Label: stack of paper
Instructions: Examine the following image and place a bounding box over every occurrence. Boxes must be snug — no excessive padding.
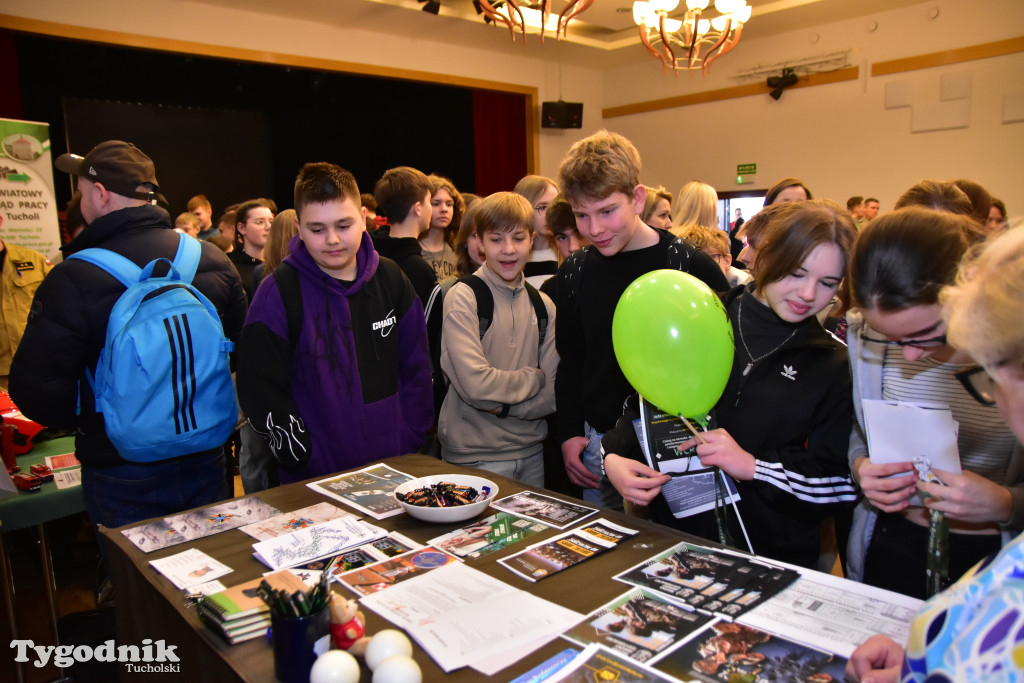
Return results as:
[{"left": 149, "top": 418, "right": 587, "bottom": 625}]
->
[
  {"left": 360, "top": 562, "right": 584, "bottom": 675},
  {"left": 252, "top": 516, "right": 387, "bottom": 571}
]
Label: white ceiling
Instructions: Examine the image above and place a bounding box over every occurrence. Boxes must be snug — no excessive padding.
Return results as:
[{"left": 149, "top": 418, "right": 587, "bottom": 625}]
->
[{"left": 192, "top": 0, "right": 931, "bottom": 68}]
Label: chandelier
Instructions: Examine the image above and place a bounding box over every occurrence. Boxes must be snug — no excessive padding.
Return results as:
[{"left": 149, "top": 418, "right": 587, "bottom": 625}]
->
[
  {"left": 632, "top": 0, "right": 752, "bottom": 75},
  {"left": 475, "top": 0, "right": 594, "bottom": 42}
]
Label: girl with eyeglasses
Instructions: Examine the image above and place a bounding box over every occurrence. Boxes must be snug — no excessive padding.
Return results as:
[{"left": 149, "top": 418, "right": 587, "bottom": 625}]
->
[
  {"left": 513, "top": 175, "right": 560, "bottom": 289},
  {"left": 230, "top": 198, "right": 275, "bottom": 302},
  {"left": 845, "top": 206, "right": 1022, "bottom": 600},
  {"left": 846, "top": 219, "right": 1024, "bottom": 683}
]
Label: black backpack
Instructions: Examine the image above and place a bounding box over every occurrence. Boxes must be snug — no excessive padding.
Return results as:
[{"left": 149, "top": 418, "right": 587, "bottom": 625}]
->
[
  {"left": 424, "top": 275, "right": 549, "bottom": 421},
  {"left": 565, "top": 235, "right": 694, "bottom": 309}
]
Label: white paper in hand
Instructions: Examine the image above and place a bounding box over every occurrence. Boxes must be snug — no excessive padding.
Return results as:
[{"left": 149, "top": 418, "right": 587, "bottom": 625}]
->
[{"left": 862, "top": 399, "right": 961, "bottom": 506}]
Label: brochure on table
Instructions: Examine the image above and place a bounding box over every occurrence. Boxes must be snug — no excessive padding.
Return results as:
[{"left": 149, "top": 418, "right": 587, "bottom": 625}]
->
[
  {"left": 307, "top": 464, "right": 414, "bottom": 519},
  {"left": 614, "top": 541, "right": 799, "bottom": 619},
  {"left": 499, "top": 519, "right": 638, "bottom": 582},
  {"left": 562, "top": 588, "right": 713, "bottom": 664},
  {"left": 428, "top": 512, "right": 549, "bottom": 559},
  {"left": 238, "top": 501, "right": 357, "bottom": 541},
  {"left": 252, "top": 515, "right": 387, "bottom": 571},
  {"left": 491, "top": 490, "right": 598, "bottom": 529}
]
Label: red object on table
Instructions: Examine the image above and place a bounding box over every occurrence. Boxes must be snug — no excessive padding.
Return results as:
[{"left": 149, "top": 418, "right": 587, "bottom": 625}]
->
[
  {"left": 1, "top": 423, "right": 17, "bottom": 472},
  {"left": 12, "top": 472, "right": 43, "bottom": 492},
  {"left": 29, "top": 464, "right": 54, "bottom": 483},
  {"left": 0, "top": 392, "right": 44, "bottom": 455}
]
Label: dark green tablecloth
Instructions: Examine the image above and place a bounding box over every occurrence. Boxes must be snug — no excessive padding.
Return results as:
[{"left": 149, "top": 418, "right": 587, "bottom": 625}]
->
[{"left": 0, "top": 436, "right": 83, "bottom": 532}]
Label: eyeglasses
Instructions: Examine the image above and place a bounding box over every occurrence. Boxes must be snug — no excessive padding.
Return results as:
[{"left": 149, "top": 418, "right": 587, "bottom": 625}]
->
[
  {"left": 707, "top": 253, "right": 727, "bottom": 263},
  {"left": 247, "top": 217, "right": 272, "bottom": 227},
  {"left": 858, "top": 331, "right": 948, "bottom": 349},
  {"left": 534, "top": 203, "right": 550, "bottom": 214},
  {"left": 956, "top": 365, "right": 997, "bottom": 406}
]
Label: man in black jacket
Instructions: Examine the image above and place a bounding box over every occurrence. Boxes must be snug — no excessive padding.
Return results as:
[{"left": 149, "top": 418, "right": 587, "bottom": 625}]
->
[{"left": 9, "top": 140, "right": 248, "bottom": 531}]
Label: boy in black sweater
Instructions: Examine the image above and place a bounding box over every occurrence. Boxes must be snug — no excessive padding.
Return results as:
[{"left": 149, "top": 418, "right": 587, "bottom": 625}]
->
[
  {"left": 372, "top": 166, "right": 437, "bottom": 306},
  {"left": 555, "top": 130, "right": 729, "bottom": 510}
]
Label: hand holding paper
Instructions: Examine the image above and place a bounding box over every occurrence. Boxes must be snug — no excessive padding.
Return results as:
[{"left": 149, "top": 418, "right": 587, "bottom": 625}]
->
[
  {"left": 603, "top": 454, "right": 670, "bottom": 505},
  {"left": 854, "top": 456, "right": 918, "bottom": 513},
  {"left": 861, "top": 400, "right": 962, "bottom": 508}
]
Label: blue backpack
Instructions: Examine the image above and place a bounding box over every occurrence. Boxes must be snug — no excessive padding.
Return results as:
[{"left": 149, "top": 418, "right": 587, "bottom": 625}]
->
[{"left": 69, "top": 234, "right": 237, "bottom": 462}]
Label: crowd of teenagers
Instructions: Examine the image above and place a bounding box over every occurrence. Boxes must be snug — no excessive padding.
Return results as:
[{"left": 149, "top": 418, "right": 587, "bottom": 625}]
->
[{"left": 6, "top": 132, "right": 1021, "bottom": 682}]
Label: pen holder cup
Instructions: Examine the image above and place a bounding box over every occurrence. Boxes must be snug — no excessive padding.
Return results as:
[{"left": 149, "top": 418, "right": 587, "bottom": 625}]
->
[{"left": 270, "top": 605, "right": 330, "bottom": 683}]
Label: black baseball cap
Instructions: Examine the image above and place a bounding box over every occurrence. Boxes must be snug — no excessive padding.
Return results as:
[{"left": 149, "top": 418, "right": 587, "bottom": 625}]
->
[{"left": 55, "top": 140, "right": 167, "bottom": 204}]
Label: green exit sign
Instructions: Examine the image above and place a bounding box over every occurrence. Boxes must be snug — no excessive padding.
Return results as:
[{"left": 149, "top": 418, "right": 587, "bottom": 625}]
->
[{"left": 736, "top": 163, "right": 757, "bottom": 175}]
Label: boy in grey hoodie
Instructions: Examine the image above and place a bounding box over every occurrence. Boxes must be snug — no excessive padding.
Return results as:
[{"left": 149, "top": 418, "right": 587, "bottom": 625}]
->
[{"left": 438, "top": 192, "right": 558, "bottom": 487}]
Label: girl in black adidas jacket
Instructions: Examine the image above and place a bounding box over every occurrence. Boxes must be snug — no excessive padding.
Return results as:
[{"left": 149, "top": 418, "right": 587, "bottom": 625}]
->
[{"left": 603, "top": 201, "right": 858, "bottom": 568}]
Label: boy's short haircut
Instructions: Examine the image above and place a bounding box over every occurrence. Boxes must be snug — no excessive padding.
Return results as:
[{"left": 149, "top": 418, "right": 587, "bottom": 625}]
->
[
  {"left": 294, "top": 162, "right": 361, "bottom": 214},
  {"left": 546, "top": 194, "right": 578, "bottom": 236},
  {"left": 474, "top": 192, "right": 534, "bottom": 237},
  {"left": 360, "top": 193, "right": 378, "bottom": 212},
  {"left": 679, "top": 224, "right": 728, "bottom": 255},
  {"left": 558, "top": 129, "right": 642, "bottom": 205},
  {"left": 175, "top": 212, "right": 201, "bottom": 229},
  {"left": 187, "top": 194, "right": 212, "bottom": 212},
  {"left": 374, "top": 166, "right": 431, "bottom": 224}
]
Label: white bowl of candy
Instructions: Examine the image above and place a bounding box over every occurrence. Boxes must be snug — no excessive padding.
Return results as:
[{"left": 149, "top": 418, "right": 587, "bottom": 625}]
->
[{"left": 394, "top": 474, "right": 498, "bottom": 523}]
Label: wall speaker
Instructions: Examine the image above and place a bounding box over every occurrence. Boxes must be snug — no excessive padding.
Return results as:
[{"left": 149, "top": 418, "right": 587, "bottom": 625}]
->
[{"left": 541, "top": 100, "right": 583, "bottom": 129}]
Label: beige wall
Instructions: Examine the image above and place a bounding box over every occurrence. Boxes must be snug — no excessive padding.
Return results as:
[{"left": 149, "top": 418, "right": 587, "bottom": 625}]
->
[
  {"left": 4, "top": 0, "right": 1022, "bottom": 213},
  {"left": 604, "top": 0, "right": 1024, "bottom": 213}
]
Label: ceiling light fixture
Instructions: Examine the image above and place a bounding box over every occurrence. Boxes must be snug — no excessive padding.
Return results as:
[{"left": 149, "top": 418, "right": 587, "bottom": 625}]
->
[
  {"left": 476, "top": 0, "right": 594, "bottom": 42},
  {"left": 632, "top": 0, "right": 751, "bottom": 75}
]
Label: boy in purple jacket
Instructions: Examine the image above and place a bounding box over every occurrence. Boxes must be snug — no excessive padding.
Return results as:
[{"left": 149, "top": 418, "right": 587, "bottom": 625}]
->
[{"left": 237, "top": 162, "right": 432, "bottom": 482}]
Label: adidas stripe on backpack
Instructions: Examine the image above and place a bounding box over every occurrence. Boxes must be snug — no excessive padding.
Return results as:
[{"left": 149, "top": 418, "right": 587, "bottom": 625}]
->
[{"left": 69, "top": 234, "right": 237, "bottom": 462}]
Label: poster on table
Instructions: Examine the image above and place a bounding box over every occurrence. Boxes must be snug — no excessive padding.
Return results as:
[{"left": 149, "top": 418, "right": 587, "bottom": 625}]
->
[{"left": 0, "top": 119, "right": 62, "bottom": 262}]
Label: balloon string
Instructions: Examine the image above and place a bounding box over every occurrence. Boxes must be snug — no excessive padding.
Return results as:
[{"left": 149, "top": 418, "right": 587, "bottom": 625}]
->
[{"left": 680, "top": 414, "right": 734, "bottom": 548}]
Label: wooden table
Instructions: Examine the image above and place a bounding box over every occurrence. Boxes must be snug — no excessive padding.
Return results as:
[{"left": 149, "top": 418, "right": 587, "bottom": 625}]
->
[{"left": 101, "top": 454, "right": 700, "bottom": 682}]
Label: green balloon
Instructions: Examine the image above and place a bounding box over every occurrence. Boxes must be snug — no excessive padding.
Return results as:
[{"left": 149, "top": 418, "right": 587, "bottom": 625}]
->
[{"left": 612, "top": 269, "right": 734, "bottom": 418}]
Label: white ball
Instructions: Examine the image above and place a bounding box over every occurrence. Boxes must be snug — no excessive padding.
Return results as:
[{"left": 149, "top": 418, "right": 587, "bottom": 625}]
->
[
  {"left": 364, "top": 629, "right": 414, "bottom": 670},
  {"left": 372, "top": 655, "right": 421, "bottom": 683},
  {"left": 310, "top": 649, "right": 361, "bottom": 683}
]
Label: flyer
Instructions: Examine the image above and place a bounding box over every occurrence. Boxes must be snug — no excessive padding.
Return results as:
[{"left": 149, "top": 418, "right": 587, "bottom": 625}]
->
[
  {"left": 547, "top": 644, "right": 676, "bottom": 683},
  {"left": 238, "top": 501, "right": 356, "bottom": 541},
  {"left": 562, "top": 588, "right": 713, "bottom": 664},
  {"left": 251, "top": 516, "right": 387, "bottom": 571},
  {"left": 651, "top": 621, "right": 848, "bottom": 682},
  {"left": 614, "top": 541, "right": 798, "bottom": 619},
  {"left": 491, "top": 490, "right": 597, "bottom": 529},
  {"left": 307, "top": 464, "right": 414, "bottom": 519},
  {"left": 337, "top": 548, "right": 459, "bottom": 596},
  {"left": 428, "top": 512, "right": 549, "bottom": 559}
]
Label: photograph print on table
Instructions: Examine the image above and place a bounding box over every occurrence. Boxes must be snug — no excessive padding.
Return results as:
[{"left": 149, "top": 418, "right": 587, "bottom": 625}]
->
[{"left": 491, "top": 490, "right": 598, "bottom": 529}]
